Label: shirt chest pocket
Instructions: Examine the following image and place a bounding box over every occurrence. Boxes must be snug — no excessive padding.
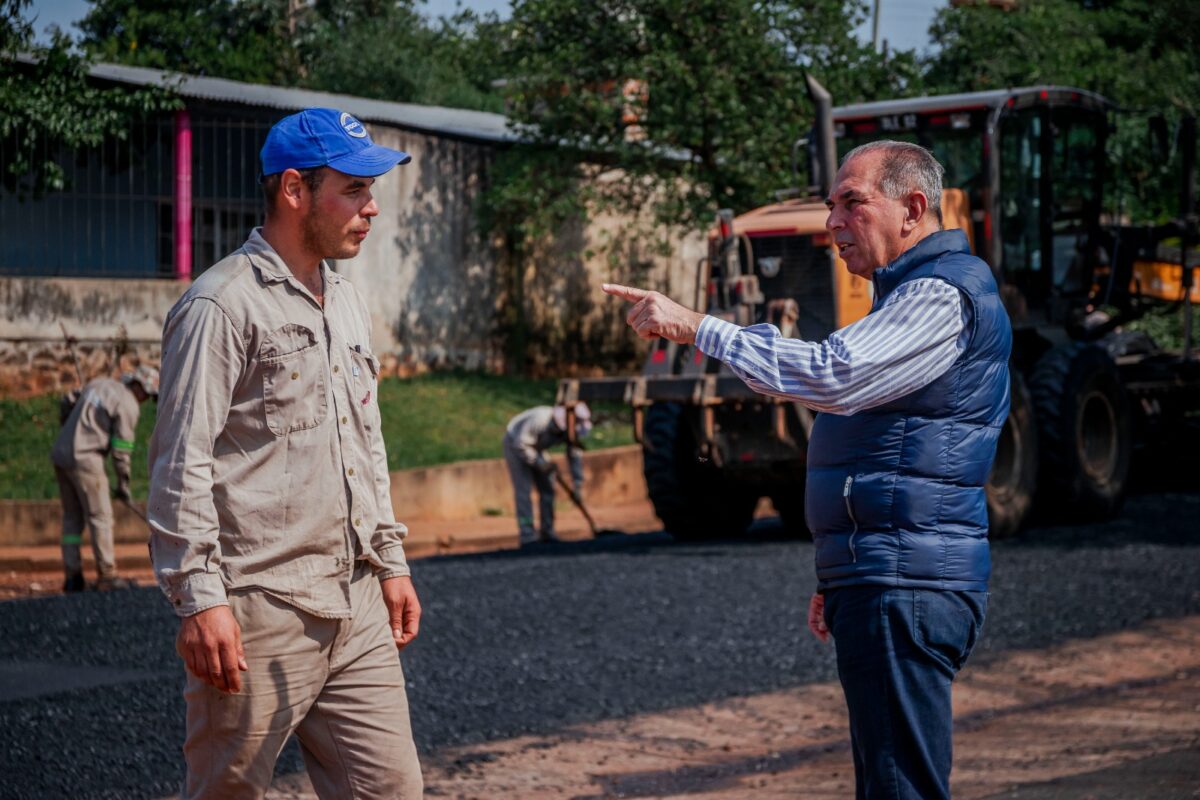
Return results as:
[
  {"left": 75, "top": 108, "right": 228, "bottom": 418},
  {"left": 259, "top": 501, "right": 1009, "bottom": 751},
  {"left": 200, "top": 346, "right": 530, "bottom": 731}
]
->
[
  {"left": 260, "top": 324, "right": 329, "bottom": 436},
  {"left": 347, "top": 347, "right": 380, "bottom": 428}
]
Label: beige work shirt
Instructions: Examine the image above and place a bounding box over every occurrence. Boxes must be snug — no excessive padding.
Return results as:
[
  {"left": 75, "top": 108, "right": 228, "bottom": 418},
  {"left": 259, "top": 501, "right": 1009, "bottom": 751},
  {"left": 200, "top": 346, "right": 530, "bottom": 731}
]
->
[
  {"left": 148, "top": 229, "right": 409, "bottom": 619},
  {"left": 503, "top": 406, "right": 584, "bottom": 483},
  {"left": 51, "top": 377, "right": 140, "bottom": 477}
]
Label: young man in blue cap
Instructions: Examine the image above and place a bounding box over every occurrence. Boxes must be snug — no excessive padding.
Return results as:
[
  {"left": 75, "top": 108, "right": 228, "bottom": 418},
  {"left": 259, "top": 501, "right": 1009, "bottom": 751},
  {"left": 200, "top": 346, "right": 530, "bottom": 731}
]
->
[{"left": 149, "top": 108, "right": 424, "bottom": 798}]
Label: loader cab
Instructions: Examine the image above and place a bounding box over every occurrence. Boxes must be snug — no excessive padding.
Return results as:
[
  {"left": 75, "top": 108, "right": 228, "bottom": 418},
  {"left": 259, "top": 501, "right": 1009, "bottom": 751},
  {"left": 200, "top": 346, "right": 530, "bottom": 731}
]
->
[{"left": 832, "top": 87, "right": 1112, "bottom": 329}]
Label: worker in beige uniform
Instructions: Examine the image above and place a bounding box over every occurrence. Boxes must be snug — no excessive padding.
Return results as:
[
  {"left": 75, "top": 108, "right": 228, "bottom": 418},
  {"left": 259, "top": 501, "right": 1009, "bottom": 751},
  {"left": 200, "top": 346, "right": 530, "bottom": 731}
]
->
[
  {"left": 503, "top": 403, "right": 591, "bottom": 545},
  {"left": 51, "top": 365, "right": 158, "bottom": 592},
  {"left": 148, "top": 108, "right": 422, "bottom": 799}
]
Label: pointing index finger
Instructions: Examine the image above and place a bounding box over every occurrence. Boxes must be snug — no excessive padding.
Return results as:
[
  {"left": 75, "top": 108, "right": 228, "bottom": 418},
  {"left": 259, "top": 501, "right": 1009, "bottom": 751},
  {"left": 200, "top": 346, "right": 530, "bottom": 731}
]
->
[{"left": 602, "top": 283, "right": 649, "bottom": 303}]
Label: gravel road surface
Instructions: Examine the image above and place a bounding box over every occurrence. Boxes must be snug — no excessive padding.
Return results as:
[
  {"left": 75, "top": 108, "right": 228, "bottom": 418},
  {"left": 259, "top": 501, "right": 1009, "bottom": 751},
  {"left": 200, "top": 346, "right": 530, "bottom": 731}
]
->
[{"left": 1, "top": 481, "right": 1197, "bottom": 799}]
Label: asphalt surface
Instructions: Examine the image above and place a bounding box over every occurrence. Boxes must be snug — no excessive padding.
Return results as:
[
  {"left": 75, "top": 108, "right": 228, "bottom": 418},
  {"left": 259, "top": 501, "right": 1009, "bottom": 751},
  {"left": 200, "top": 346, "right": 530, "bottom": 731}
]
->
[{"left": 1, "top": 479, "right": 1198, "bottom": 799}]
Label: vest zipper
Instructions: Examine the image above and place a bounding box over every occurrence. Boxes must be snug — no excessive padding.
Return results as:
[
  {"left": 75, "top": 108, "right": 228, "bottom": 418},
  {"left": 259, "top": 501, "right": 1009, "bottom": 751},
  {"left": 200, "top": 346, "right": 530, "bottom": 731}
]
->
[{"left": 843, "top": 474, "right": 859, "bottom": 562}]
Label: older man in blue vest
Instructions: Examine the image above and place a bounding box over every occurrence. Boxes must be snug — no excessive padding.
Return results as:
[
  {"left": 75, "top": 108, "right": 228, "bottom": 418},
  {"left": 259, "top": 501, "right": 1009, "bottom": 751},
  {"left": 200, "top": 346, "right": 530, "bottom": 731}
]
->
[{"left": 604, "top": 140, "right": 1011, "bottom": 800}]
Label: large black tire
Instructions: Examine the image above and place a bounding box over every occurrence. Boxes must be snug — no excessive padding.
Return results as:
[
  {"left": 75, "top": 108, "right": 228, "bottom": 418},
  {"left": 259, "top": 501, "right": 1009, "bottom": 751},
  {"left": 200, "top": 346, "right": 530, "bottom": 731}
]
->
[
  {"left": 642, "top": 403, "right": 758, "bottom": 540},
  {"left": 1029, "top": 343, "right": 1131, "bottom": 519},
  {"left": 986, "top": 371, "right": 1038, "bottom": 539},
  {"left": 769, "top": 487, "right": 811, "bottom": 539}
]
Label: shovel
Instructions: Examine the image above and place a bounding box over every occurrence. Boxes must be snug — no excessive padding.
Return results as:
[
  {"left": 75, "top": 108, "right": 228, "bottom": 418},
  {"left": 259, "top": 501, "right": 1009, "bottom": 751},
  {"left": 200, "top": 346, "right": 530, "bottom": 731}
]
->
[
  {"left": 120, "top": 497, "right": 155, "bottom": 570},
  {"left": 553, "top": 471, "right": 625, "bottom": 538},
  {"left": 120, "top": 496, "right": 149, "bottom": 523}
]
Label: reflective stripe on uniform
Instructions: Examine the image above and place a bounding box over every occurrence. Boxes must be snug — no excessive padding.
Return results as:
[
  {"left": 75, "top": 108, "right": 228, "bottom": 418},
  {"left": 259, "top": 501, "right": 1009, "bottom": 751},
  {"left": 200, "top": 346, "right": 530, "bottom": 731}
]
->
[{"left": 62, "top": 534, "right": 83, "bottom": 545}]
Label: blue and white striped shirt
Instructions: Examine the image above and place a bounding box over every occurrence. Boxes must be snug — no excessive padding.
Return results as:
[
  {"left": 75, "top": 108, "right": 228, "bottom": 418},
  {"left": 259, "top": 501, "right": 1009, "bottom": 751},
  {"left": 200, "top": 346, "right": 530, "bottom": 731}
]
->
[{"left": 695, "top": 278, "right": 967, "bottom": 416}]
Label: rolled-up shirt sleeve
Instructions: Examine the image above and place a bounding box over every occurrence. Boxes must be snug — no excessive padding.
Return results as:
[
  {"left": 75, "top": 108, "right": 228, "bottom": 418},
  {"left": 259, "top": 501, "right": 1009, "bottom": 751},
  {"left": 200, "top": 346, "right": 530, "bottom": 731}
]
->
[
  {"left": 109, "top": 403, "right": 137, "bottom": 484},
  {"left": 695, "top": 278, "right": 966, "bottom": 416},
  {"left": 148, "top": 298, "right": 245, "bottom": 617}
]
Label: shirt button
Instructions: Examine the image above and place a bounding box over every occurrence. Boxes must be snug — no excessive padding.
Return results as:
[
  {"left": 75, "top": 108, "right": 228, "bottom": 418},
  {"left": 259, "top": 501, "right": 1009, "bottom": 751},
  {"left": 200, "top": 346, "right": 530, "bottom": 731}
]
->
[
  {"left": 347, "top": 467, "right": 355, "bottom": 476},
  {"left": 291, "top": 371, "right": 300, "bottom": 380},
  {"left": 333, "top": 365, "right": 340, "bottom": 373},
  {"left": 341, "top": 416, "right": 348, "bottom": 425},
  {"left": 354, "top": 518, "right": 362, "bottom": 527}
]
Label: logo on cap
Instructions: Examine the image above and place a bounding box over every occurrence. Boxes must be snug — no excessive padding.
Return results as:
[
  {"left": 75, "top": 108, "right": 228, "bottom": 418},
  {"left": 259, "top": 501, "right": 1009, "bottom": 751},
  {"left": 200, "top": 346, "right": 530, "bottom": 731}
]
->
[{"left": 340, "top": 112, "right": 367, "bottom": 139}]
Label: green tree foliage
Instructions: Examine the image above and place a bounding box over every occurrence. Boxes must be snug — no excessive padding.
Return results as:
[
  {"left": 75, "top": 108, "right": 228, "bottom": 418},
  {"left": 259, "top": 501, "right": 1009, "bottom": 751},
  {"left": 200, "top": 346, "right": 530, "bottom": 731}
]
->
[
  {"left": 482, "top": 0, "right": 918, "bottom": 371},
  {"left": 923, "top": 0, "right": 1106, "bottom": 93},
  {"left": 0, "top": 0, "right": 178, "bottom": 196},
  {"left": 924, "top": 0, "right": 1200, "bottom": 223},
  {"left": 75, "top": 0, "right": 505, "bottom": 111},
  {"left": 497, "top": 0, "right": 916, "bottom": 235},
  {"left": 298, "top": 4, "right": 506, "bottom": 112},
  {"left": 77, "top": 0, "right": 299, "bottom": 84}
]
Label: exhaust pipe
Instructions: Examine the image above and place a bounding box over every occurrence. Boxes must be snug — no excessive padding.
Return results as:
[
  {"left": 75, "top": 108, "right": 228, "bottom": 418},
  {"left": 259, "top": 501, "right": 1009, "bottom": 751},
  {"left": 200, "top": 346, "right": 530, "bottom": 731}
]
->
[
  {"left": 1180, "top": 115, "right": 1195, "bottom": 361},
  {"left": 805, "top": 73, "right": 837, "bottom": 199}
]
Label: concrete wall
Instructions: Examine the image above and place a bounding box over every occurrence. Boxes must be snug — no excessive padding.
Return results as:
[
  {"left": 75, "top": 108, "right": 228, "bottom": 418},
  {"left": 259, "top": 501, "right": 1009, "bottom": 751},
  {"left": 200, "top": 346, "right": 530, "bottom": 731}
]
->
[
  {"left": 342, "top": 124, "right": 705, "bottom": 376},
  {"left": 339, "top": 127, "right": 503, "bottom": 373},
  {"left": 0, "top": 277, "right": 177, "bottom": 396},
  {"left": 0, "top": 445, "right": 646, "bottom": 547}
]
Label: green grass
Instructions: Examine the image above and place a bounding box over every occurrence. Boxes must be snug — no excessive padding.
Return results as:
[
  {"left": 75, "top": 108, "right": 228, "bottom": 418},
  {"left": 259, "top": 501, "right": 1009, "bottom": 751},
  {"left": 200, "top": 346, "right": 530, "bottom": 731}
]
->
[
  {"left": 377, "top": 372, "right": 634, "bottom": 470},
  {"left": 0, "top": 372, "right": 635, "bottom": 501}
]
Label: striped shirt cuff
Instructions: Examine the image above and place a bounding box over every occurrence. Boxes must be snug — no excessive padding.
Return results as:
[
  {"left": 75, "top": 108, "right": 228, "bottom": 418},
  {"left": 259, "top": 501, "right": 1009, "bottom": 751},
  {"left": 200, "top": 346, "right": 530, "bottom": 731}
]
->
[{"left": 695, "top": 316, "right": 743, "bottom": 362}]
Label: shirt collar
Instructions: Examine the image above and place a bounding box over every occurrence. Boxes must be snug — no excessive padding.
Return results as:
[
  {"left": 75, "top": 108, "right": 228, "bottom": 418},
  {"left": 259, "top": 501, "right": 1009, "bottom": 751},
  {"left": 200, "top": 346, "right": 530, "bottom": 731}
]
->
[
  {"left": 871, "top": 229, "right": 970, "bottom": 304},
  {"left": 243, "top": 227, "right": 344, "bottom": 292}
]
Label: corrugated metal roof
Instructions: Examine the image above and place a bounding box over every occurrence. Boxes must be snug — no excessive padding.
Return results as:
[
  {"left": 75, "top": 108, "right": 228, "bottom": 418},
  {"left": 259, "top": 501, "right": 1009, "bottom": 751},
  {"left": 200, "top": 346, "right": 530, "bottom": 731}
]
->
[{"left": 84, "top": 61, "right": 518, "bottom": 144}]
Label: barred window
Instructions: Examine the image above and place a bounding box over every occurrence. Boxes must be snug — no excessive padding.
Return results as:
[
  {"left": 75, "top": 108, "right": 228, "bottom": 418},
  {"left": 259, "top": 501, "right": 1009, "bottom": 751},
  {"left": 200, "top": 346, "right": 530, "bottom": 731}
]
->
[{"left": 0, "top": 111, "right": 273, "bottom": 279}]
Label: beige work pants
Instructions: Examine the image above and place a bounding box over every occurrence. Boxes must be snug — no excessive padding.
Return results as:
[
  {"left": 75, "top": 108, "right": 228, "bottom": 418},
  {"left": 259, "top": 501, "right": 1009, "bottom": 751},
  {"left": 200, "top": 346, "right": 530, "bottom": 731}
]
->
[
  {"left": 54, "top": 457, "right": 116, "bottom": 579},
  {"left": 182, "top": 566, "right": 423, "bottom": 799}
]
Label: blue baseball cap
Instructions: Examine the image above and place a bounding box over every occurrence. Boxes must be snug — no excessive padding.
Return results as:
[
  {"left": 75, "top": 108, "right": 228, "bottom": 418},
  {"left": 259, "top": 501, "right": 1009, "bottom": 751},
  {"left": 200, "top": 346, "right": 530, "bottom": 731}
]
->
[{"left": 259, "top": 108, "right": 411, "bottom": 179}]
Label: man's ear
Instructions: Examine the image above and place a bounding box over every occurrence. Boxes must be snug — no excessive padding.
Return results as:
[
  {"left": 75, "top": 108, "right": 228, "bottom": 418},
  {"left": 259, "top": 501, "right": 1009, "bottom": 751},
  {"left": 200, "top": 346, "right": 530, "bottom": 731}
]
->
[
  {"left": 902, "top": 191, "right": 929, "bottom": 234},
  {"left": 279, "top": 168, "right": 306, "bottom": 212}
]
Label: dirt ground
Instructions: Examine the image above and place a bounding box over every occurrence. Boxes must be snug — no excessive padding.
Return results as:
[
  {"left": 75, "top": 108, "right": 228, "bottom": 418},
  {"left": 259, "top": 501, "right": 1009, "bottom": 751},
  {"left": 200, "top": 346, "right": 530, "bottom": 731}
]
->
[
  {"left": 260, "top": 615, "right": 1200, "bottom": 799},
  {"left": 0, "top": 566, "right": 158, "bottom": 599},
  {"left": 0, "top": 501, "right": 666, "bottom": 601}
]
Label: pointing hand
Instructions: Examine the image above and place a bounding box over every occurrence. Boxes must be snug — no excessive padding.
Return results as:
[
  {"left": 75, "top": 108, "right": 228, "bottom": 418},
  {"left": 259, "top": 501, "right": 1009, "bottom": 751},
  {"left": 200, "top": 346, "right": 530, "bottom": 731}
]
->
[{"left": 602, "top": 283, "right": 705, "bottom": 345}]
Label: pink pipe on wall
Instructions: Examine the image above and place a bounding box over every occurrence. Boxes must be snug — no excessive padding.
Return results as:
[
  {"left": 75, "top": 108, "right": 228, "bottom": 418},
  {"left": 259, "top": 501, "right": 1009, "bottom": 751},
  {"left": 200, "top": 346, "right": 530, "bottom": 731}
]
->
[{"left": 174, "top": 108, "right": 193, "bottom": 281}]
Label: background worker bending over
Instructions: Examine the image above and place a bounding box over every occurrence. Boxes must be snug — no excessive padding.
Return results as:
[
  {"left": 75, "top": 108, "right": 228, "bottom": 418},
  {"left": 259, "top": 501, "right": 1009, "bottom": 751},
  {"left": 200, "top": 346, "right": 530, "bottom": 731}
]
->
[
  {"left": 503, "top": 403, "right": 591, "bottom": 545},
  {"left": 51, "top": 365, "right": 158, "bottom": 592}
]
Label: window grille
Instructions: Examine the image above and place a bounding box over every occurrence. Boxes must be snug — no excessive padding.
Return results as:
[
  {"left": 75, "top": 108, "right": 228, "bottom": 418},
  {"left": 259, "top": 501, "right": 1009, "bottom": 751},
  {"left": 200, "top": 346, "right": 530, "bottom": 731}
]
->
[{"left": 0, "top": 110, "right": 273, "bottom": 279}]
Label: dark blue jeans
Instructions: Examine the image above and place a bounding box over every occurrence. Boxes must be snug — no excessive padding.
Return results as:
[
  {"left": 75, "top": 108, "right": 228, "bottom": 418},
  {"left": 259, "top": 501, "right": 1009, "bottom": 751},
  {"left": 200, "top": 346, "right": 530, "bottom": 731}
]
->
[{"left": 823, "top": 586, "right": 987, "bottom": 800}]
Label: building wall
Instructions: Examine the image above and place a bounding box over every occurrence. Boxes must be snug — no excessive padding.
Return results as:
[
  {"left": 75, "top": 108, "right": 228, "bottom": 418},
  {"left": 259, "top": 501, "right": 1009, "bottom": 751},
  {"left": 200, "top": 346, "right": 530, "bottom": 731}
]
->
[
  {"left": 0, "top": 118, "right": 705, "bottom": 397},
  {"left": 344, "top": 124, "right": 705, "bottom": 377},
  {"left": 0, "top": 277, "right": 176, "bottom": 396},
  {"left": 339, "top": 126, "right": 503, "bottom": 374}
]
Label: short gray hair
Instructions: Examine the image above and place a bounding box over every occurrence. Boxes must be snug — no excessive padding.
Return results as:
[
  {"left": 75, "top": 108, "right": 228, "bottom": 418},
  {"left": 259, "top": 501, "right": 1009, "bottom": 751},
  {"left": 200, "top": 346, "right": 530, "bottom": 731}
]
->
[{"left": 842, "top": 140, "right": 945, "bottom": 226}]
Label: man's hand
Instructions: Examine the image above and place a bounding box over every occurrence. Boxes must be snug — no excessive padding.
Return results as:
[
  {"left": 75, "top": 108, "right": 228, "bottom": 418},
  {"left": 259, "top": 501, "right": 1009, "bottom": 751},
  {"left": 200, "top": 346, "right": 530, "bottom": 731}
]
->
[
  {"left": 535, "top": 458, "right": 557, "bottom": 478},
  {"left": 114, "top": 472, "right": 132, "bottom": 503},
  {"left": 381, "top": 575, "right": 421, "bottom": 650},
  {"left": 807, "top": 593, "right": 830, "bottom": 643},
  {"left": 176, "top": 605, "right": 248, "bottom": 693},
  {"left": 602, "top": 283, "right": 706, "bottom": 344}
]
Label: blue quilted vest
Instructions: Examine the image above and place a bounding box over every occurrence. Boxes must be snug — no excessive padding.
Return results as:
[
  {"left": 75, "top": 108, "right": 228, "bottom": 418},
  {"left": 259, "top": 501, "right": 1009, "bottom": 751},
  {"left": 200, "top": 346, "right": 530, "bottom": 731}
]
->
[{"left": 806, "top": 229, "right": 1011, "bottom": 591}]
